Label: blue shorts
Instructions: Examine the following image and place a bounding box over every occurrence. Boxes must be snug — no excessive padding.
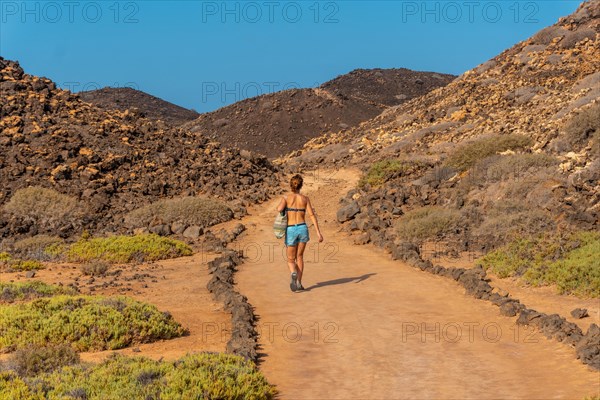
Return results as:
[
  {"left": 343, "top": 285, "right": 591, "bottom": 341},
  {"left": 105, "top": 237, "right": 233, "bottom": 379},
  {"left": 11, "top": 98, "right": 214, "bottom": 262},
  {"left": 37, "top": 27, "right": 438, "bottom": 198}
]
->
[{"left": 285, "top": 223, "right": 310, "bottom": 247}]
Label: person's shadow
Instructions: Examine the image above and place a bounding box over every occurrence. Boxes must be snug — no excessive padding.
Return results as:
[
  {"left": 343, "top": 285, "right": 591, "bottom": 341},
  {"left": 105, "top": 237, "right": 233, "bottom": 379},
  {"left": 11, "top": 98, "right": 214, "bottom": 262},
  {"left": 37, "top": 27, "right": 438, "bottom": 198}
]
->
[{"left": 305, "top": 273, "right": 376, "bottom": 291}]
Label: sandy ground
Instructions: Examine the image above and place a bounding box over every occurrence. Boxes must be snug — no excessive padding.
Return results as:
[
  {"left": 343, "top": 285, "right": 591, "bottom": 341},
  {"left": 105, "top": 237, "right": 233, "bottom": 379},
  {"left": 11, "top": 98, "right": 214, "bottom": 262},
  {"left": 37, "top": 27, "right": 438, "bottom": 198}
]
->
[
  {"left": 1, "top": 167, "right": 598, "bottom": 399},
  {"left": 232, "top": 168, "right": 599, "bottom": 399},
  {"left": 0, "top": 252, "right": 230, "bottom": 364}
]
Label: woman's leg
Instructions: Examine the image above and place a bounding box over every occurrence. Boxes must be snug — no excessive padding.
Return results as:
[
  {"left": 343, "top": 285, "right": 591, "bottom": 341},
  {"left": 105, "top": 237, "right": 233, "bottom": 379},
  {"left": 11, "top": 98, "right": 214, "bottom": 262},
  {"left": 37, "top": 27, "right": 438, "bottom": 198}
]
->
[
  {"left": 296, "top": 242, "right": 307, "bottom": 284},
  {"left": 286, "top": 245, "right": 298, "bottom": 274}
]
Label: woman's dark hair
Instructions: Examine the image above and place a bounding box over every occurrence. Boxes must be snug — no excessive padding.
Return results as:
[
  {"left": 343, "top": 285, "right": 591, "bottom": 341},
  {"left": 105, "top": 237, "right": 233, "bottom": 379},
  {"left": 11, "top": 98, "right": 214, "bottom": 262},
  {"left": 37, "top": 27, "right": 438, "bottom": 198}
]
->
[{"left": 290, "top": 174, "right": 303, "bottom": 192}]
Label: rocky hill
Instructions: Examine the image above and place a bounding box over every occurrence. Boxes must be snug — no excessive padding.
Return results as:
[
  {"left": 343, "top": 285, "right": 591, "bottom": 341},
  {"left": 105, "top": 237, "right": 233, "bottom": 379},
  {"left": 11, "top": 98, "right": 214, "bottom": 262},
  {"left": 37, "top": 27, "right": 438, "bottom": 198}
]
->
[
  {"left": 0, "top": 57, "right": 280, "bottom": 239},
  {"left": 181, "top": 69, "right": 455, "bottom": 158},
  {"left": 292, "top": 1, "right": 599, "bottom": 166},
  {"left": 79, "top": 87, "right": 199, "bottom": 126},
  {"left": 286, "top": 0, "right": 599, "bottom": 252}
]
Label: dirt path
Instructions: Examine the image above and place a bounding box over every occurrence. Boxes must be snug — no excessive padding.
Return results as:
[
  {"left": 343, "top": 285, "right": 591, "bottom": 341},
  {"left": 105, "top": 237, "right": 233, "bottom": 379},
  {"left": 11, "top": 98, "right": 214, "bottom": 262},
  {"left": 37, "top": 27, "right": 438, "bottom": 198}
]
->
[{"left": 232, "top": 169, "right": 599, "bottom": 399}]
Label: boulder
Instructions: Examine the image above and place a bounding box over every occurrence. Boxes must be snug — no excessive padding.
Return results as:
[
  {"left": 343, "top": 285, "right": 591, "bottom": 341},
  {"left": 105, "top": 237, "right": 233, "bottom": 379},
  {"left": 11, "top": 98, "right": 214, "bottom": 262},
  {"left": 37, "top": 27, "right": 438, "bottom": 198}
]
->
[
  {"left": 337, "top": 201, "right": 360, "bottom": 223},
  {"left": 499, "top": 301, "right": 522, "bottom": 317},
  {"left": 149, "top": 224, "right": 171, "bottom": 236},
  {"left": 570, "top": 308, "right": 589, "bottom": 319},
  {"left": 183, "top": 225, "right": 203, "bottom": 239},
  {"left": 171, "top": 222, "right": 187, "bottom": 235},
  {"left": 354, "top": 232, "right": 370, "bottom": 245}
]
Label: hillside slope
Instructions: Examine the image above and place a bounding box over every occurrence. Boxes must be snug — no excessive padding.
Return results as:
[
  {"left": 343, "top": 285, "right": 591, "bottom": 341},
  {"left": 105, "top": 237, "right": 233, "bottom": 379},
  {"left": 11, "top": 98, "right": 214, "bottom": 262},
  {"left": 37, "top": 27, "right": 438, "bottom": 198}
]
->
[
  {"left": 286, "top": 0, "right": 599, "bottom": 254},
  {"left": 182, "top": 69, "right": 455, "bottom": 158},
  {"left": 79, "top": 87, "right": 199, "bottom": 126},
  {"left": 0, "top": 58, "right": 280, "bottom": 238},
  {"left": 294, "top": 1, "right": 599, "bottom": 165}
]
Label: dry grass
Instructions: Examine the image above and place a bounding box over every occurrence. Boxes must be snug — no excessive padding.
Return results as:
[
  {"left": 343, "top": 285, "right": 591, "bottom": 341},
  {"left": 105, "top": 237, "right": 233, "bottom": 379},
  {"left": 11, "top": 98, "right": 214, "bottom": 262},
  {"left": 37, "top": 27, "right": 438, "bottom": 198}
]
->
[
  {"left": 8, "top": 344, "right": 80, "bottom": 377},
  {"left": 473, "top": 201, "right": 555, "bottom": 249},
  {"left": 462, "top": 153, "right": 558, "bottom": 188},
  {"left": 531, "top": 26, "right": 568, "bottom": 45},
  {"left": 395, "top": 206, "right": 463, "bottom": 243},
  {"left": 561, "top": 103, "right": 600, "bottom": 152},
  {"left": 3, "top": 187, "right": 80, "bottom": 231},
  {"left": 125, "top": 196, "right": 233, "bottom": 229},
  {"left": 80, "top": 260, "right": 110, "bottom": 277},
  {"left": 445, "top": 134, "right": 533, "bottom": 172},
  {"left": 559, "top": 28, "right": 596, "bottom": 49},
  {"left": 11, "top": 235, "right": 64, "bottom": 261}
]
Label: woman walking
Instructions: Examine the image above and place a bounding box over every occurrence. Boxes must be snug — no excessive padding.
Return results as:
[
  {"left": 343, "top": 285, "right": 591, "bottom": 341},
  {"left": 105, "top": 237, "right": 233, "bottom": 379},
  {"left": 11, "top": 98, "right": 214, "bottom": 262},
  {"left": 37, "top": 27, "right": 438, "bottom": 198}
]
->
[{"left": 277, "top": 174, "right": 324, "bottom": 292}]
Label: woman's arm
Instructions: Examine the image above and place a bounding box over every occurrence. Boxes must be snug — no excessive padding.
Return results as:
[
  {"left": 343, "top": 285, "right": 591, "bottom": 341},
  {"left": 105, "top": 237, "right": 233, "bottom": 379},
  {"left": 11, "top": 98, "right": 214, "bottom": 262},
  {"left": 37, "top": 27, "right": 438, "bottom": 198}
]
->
[
  {"left": 277, "top": 196, "right": 287, "bottom": 213},
  {"left": 306, "top": 197, "right": 324, "bottom": 242}
]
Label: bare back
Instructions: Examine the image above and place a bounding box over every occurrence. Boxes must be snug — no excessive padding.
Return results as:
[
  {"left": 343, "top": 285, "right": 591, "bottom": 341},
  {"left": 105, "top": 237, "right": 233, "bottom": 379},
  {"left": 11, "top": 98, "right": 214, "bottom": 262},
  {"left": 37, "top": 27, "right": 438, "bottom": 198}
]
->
[{"left": 285, "top": 192, "right": 308, "bottom": 226}]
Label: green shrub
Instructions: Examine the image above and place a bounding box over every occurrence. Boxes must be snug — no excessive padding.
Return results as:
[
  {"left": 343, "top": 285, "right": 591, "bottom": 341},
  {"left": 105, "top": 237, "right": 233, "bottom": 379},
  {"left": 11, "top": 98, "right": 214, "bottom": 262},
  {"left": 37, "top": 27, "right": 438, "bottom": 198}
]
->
[
  {"left": 395, "top": 206, "right": 463, "bottom": 242},
  {"left": 0, "top": 295, "right": 187, "bottom": 352},
  {"left": 445, "top": 134, "right": 533, "bottom": 172},
  {"left": 80, "top": 260, "right": 110, "bottom": 276},
  {"left": 125, "top": 196, "right": 233, "bottom": 229},
  {"left": 0, "top": 282, "right": 77, "bottom": 303},
  {"left": 11, "top": 235, "right": 64, "bottom": 261},
  {"left": 9, "top": 344, "right": 80, "bottom": 377},
  {"left": 0, "top": 353, "right": 276, "bottom": 400},
  {"left": 478, "top": 231, "right": 600, "bottom": 297},
  {"left": 3, "top": 187, "right": 80, "bottom": 230},
  {"left": 0, "top": 372, "right": 36, "bottom": 400},
  {"left": 64, "top": 234, "right": 192, "bottom": 263},
  {"left": 358, "top": 159, "right": 429, "bottom": 188}
]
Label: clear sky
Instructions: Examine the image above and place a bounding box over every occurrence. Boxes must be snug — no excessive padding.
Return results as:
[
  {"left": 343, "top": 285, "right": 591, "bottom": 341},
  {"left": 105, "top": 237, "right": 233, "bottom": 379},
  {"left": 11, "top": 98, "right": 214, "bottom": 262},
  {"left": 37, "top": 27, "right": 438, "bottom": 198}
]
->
[{"left": 0, "top": 1, "right": 581, "bottom": 112}]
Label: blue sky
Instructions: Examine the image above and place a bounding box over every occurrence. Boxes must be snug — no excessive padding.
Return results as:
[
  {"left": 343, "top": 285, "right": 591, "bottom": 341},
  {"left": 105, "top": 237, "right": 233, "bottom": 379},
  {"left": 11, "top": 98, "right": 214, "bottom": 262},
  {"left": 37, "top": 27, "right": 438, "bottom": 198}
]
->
[{"left": 0, "top": 1, "right": 581, "bottom": 112}]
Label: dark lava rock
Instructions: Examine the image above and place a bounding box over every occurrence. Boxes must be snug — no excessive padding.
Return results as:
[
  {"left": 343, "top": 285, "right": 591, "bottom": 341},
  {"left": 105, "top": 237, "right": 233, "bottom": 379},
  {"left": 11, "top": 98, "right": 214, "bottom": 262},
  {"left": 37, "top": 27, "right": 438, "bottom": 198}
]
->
[
  {"left": 570, "top": 308, "right": 589, "bottom": 319},
  {"left": 337, "top": 201, "right": 360, "bottom": 223},
  {"left": 499, "top": 301, "right": 522, "bottom": 317}
]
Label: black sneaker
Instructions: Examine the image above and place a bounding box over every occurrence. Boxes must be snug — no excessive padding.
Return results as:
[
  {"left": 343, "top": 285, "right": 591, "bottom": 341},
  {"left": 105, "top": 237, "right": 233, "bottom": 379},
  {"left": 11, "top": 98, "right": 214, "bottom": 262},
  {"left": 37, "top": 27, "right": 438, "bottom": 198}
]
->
[
  {"left": 290, "top": 272, "right": 298, "bottom": 292},
  {"left": 296, "top": 283, "right": 305, "bottom": 291}
]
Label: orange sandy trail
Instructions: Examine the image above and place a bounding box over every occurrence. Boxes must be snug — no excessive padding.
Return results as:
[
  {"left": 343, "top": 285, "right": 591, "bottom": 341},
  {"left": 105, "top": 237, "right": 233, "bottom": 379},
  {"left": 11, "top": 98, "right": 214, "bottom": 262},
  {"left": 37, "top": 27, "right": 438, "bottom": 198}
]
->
[{"left": 232, "top": 168, "right": 599, "bottom": 399}]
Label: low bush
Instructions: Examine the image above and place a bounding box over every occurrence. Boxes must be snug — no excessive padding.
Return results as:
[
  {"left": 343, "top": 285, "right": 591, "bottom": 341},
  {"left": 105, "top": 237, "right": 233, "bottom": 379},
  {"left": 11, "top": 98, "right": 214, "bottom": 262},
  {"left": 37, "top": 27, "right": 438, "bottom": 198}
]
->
[
  {"left": 0, "top": 253, "right": 45, "bottom": 273},
  {"left": 445, "top": 134, "right": 533, "bottom": 172},
  {"left": 501, "top": 169, "right": 560, "bottom": 202},
  {"left": 9, "top": 344, "right": 80, "bottom": 377},
  {"left": 125, "top": 196, "right": 233, "bottom": 229},
  {"left": 561, "top": 103, "right": 600, "bottom": 151},
  {"left": 478, "top": 231, "right": 600, "bottom": 297},
  {"left": 2, "top": 187, "right": 80, "bottom": 231},
  {"left": 11, "top": 235, "right": 64, "bottom": 261},
  {"left": 559, "top": 28, "right": 596, "bottom": 49},
  {"left": 0, "top": 295, "right": 187, "bottom": 352},
  {"left": 0, "top": 353, "right": 277, "bottom": 399},
  {"left": 64, "top": 234, "right": 192, "bottom": 263},
  {"left": 463, "top": 153, "right": 558, "bottom": 188},
  {"left": 395, "top": 206, "right": 463, "bottom": 243},
  {"left": 531, "top": 26, "right": 568, "bottom": 45},
  {"left": 80, "top": 260, "right": 110, "bottom": 276},
  {"left": 0, "top": 282, "right": 77, "bottom": 303},
  {"left": 473, "top": 204, "right": 555, "bottom": 249},
  {"left": 358, "top": 158, "right": 429, "bottom": 188}
]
